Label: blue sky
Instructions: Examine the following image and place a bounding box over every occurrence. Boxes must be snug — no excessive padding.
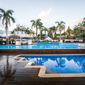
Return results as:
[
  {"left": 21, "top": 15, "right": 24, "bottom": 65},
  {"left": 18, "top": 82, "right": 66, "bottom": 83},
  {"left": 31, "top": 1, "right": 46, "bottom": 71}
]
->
[{"left": 0, "top": 0, "right": 85, "bottom": 32}]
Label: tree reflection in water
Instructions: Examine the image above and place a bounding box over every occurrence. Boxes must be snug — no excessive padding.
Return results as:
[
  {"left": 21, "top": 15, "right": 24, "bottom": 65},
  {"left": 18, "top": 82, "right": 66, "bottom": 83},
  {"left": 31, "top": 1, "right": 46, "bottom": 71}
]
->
[{"left": 0, "top": 55, "right": 16, "bottom": 83}]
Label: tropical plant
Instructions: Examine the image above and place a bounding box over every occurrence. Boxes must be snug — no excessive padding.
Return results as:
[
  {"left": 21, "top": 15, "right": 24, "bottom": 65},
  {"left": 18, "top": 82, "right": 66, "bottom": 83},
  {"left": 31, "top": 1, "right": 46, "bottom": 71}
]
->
[
  {"left": 24, "top": 27, "right": 30, "bottom": 34},
  {"left": 11, "top": 30, "right": 15, "bottom": 34},
  {"left": 30, "top": 30, "right": 34, "bottom": 40},
  {"left": 30, "top": 30, "right": 34, "bottom": 36},
  {"left": 55, "top": 21, "right": 65, "bottom": 41},
  {"left": 0, "top": 8, "right": 15, "bottom": 44},
  {"left": 30, "top": 19, "right": 41, "bottom": 39},
  {"left": 82, "top": 19, "right": 85, "bottom": 29},
  {"left": 43, "top": 27, "right": 48, "bottom": 38},
  {"left": 49, "top": 26, "right": 56, "bottom": 38},
  {"left": 73, "top": 26, "right": 80, "bottom": 39},
  {"left": 20, "top": 25, "right": 26, "bottom": 34},
  {"left": 66, "top": 26, "right": 73, "bottom": 38},
  {"left": 38, "top": 21, "right": 43, "bottom": 40},
  {"left": 48, "top": 29, "right": 52, "bottom": 38},
  {"left": 14, "top": 24, "right": 21, "bottom": 34}
]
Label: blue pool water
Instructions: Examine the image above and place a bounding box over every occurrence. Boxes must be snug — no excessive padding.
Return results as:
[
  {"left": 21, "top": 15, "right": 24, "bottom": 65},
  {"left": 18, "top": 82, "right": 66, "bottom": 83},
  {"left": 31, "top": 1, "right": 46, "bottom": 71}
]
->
[
  {"left": 0, "top": 43, "right": 85, "bottom": 49},
  {"left": 20, "top": 55, "right": 85, "bottom": 74}
]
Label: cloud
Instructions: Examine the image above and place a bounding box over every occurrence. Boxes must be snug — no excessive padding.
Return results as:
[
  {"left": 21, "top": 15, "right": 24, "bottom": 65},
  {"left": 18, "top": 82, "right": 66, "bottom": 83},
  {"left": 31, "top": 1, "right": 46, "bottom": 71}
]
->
[{"left": 37, "top": 7, "right": 52, "bottom": 20}]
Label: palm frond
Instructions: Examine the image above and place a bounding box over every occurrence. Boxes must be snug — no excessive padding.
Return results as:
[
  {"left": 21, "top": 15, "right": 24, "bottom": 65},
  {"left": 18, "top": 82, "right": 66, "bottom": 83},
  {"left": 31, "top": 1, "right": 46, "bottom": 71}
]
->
[
  {"left": 2, "top": 16, "right": 5, "bottom": 25},
  {"left": 10, "top": 16, "right": 15, "bottom": 23},
  {"left": 0, "top": 14, "right": 2, "bottom": 19},
  {"left": 6, "top": 10, "right": 14, "bottom": 15},
  {"left": 60, "top": 21, "right": 65, "bottom": 24},
  {"left": 8, "top": 18, "right": 11, "bottom": 26},
  {"left": 30, "top": 20, "right": 35, "bottom": 22},
  {"left": 0, "top": 8, "right": 5, "bottom": 14},
  {"left": 55, "top": 21, "right": 59, "bottom": 24}
]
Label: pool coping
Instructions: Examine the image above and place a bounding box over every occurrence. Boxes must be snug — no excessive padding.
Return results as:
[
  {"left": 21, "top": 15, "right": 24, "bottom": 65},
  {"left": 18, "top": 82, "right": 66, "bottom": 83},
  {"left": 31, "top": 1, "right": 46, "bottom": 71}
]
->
[{"left": 14, "top": 54, "right": 85, "bottom": 78}]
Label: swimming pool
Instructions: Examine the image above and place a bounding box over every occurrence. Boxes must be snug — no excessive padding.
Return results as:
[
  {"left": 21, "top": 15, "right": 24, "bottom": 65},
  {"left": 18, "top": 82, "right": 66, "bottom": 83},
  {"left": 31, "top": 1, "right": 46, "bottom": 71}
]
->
[
  {"left": 19, "top": 55, "right": 85, "bottom": 74},
  {"left": 0, "top": 43, "right": 85, "bottom": 49}
]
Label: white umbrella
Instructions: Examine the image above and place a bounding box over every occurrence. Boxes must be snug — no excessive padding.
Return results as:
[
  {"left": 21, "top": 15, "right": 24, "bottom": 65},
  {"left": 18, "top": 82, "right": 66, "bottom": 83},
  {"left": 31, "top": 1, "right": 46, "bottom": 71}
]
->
[{"left": 44, "top": 37, "right": 53, "bottom": 41}]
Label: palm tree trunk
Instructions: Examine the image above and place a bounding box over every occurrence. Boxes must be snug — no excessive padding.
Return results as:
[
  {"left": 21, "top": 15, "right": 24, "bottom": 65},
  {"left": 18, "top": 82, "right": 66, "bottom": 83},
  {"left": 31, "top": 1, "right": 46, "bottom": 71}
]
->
[
  {"left": 5, "top": 21, "right": 9, "bottom": 45},
  {"left": 53, "top": 31, "right": 55, "bottom": 38},
  {"left": 40, "top": 29, "right": 41, "bottom": 40},
  {"left": 60, "top": 30, "right": 61, "bottom": 41},
  {"left": 45, "top": 31, "right": 46, "bottom": 38},
  {"left": 36, "top": 27, "right": 37, "bottom": 40},
  {"left": 6, "top": 27, "right": 9, "bottom": 44},
  {"left": 69, "top": 33, "right": 70, "bottom": 38},
  {"left": 64, "top": 28, "right": 65, "bottom": 38}
]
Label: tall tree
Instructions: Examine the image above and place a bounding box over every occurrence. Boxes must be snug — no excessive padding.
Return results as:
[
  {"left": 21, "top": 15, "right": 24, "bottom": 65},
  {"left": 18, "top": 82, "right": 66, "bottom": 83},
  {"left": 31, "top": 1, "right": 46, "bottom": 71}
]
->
[
  {"left": 73, "top": 27, "right": 80, "bottom": 39},
  {"left": 82, "top": 18, "right": 85, "bottom": 28},
  {"left": 43, "top": 27, "right": 48, "bottom": 38},
  {"left": 38, "top": 21, "right": 43, "bottom": 40},
  {"left": 66, "top": 26, "right": 72, "bottom": 38},
  {"left": 49, "top": 26, "right": 56, "bottom": 38},
  {"left": 14, "top": 24, "right": 21, "bottom": 34},
  {"left": 30, "top": 19, "right": 41, "bottom": 39},
  {"left": 20, "top": 25, "right": 26, "bottom": 34},
  {"left": 55, "top": 21, "right": 65, "bottom": 41},
  {"left": 0, "top": 8, "right": 15, "bottom": 44},
  {"left": 25, "top": 27, "right": 30, "bottom": 34}
]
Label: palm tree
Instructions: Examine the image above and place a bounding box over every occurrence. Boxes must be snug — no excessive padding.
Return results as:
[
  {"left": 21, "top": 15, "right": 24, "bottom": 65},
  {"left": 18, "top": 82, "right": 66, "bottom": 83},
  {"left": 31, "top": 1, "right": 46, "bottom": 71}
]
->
[
  {"left": 66, "top": 26, "right": 72, "bottom": 38},
  {"left": 30, "top": 30, "right": 34, "bottom": 40},
  {"left": 11, "top": 30, "right": 15, "bottom": 34},
  {"left": 73, "top": 26, "right": 80, "bottom": 39},
  {"left": 14, "top": 24, "right": 21, "bottom": 34},
  {"left": 82, "top": 18, "right": 85, "bottom": 29},
  {"left": 25, "top": 27, "right": 30, "bottom": 34},
  {"left": 43, "top": 27, "right": 48, "bottom": 38},
  {"left": 20, "top": 25, "right": 26, "bottom": 34},
  {"left": 30, "top": 19, "right": 41, "bottom": 39},
  {"left": 0, "top": 8, "right": 15, "bottom": 44},
  {"left": 49, "top": 26, "right": 56, "bottom": 38},
  {"left": 48, "top": 28, "right": 53, "bottom": 38},
  {"left": 30, "top": 30, "right": 34, "bottom": 36},
  {"left": 38, "top": 21, "right": 43, "bottom": 40},
  {"left": 55, "top": 21, "right": 65, "bottom": 41}
]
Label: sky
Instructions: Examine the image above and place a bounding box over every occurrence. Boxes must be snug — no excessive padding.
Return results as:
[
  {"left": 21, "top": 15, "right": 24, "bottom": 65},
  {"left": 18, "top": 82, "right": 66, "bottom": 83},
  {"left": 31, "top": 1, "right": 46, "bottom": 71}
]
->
[{"left": 0, "top": 0, "right": 85, "bottom": 33}]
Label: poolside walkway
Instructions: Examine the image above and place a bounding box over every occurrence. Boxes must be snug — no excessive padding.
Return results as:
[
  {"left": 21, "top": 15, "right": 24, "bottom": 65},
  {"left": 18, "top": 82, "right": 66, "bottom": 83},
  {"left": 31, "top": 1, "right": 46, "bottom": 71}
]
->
[{"left": 0, "top": 53, "right": 85, "bottom": 85}]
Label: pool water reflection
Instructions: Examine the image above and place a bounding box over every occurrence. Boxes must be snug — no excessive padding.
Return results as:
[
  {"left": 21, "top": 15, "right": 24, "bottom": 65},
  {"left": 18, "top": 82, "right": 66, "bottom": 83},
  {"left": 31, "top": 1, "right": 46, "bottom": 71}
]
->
[{"left": 20, "top": 55, "right": 85, "bottom": 73}]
